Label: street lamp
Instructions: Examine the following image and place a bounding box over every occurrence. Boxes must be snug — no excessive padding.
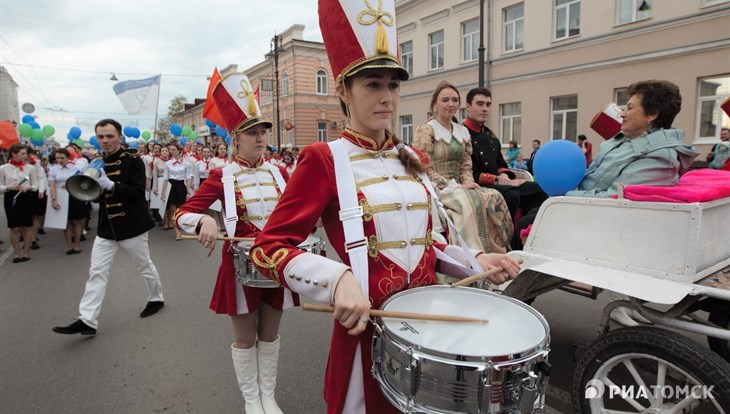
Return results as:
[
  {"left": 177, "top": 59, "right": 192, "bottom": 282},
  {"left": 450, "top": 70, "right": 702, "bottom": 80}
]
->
[{"left": 266, "top": 33, "right": 286, "bottom": 152}]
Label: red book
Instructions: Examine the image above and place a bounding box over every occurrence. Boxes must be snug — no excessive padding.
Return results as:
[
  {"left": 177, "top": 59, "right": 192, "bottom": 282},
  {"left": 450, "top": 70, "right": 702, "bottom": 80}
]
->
[{"left": 591, "top": 102, "right": 622, "bottom": 140}]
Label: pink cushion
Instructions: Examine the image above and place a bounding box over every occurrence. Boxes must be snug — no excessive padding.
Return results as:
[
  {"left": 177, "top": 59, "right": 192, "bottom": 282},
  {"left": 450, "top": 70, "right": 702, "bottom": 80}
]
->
[{"left": 616, "top": 169, "right": 730, "bottom": 203}]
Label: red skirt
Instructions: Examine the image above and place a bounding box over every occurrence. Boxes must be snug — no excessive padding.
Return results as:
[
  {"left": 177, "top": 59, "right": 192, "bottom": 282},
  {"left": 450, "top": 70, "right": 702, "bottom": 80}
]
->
[{"left": 209, "top": 242, "right": 299, "bottom": 315}]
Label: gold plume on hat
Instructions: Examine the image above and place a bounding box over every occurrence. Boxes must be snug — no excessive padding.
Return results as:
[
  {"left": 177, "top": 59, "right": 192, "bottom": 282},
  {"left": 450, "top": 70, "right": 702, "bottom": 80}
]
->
[
  {"left": 357, "top": 0, "right": 394, "bottom": 55},
  {"left": 237, "top": 79, "right": 258, "bottom": 117}
]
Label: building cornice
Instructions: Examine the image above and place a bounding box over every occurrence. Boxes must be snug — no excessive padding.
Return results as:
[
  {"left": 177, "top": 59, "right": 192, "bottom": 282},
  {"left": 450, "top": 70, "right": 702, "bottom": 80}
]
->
[
  {"left": 396, "top": 0, "right": 428, "bottom": 14},
  {"left": 490, "top": 39, "right": 729, "bottom": 86},
  {"left": 452, "top": 0, "right": 479, "bottom": 15},
  {"left": 420, "top": 9, "right": 450, "bottom": 26}
]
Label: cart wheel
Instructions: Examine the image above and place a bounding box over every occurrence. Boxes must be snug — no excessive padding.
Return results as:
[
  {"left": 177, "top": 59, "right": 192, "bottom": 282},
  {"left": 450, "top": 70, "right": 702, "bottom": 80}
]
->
[
  {"left": 708, "top": 311, "right": 730, "bottom": 363},
  {"left": 572, "top": 326, "right": 730, "bottom": 413}
]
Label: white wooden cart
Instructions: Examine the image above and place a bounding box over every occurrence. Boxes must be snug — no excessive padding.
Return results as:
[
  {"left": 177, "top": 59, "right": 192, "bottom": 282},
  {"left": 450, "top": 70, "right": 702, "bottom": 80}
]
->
[{"left": 511, "top": 195, "right": 730, "bottom": 413}]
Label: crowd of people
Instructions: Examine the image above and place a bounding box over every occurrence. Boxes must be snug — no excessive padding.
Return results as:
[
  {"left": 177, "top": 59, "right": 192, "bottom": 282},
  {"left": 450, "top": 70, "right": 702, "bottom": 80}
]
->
[{"left": 2, "top": 0, "right": 729, "bottom": 411}]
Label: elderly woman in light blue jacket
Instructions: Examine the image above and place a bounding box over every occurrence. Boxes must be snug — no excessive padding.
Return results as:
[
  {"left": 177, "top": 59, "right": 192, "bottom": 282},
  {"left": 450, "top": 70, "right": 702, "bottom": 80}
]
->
[
  {"left": 506, "top": 80, "right": 700, "bottom": 324},
  {"left": 567, "top": 79, "right": 699, "bottom": 198}
]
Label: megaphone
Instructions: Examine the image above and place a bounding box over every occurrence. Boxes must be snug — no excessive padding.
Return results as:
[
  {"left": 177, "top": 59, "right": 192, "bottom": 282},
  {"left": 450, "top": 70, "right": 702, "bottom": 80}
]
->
[{"left": 67, "top": 158, "right": 105, "bottom": 202}]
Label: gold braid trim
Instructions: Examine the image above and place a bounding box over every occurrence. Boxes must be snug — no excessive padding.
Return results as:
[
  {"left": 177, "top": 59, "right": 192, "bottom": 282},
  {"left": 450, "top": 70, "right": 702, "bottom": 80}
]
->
[
  {"left": 236, "top": 78, "right": 259, "bottom": 118},
  {"left": 104, "top": 160, "right": 121, "bottom": 166},
  {"left": 349, "top": 152, "right": 399, "bottom": 162},
  {"left": 250, "top": 247, "right": 287, "bottom": 286},
  {"left": 394, "top": 175, "right": 421, "bottom": 184},
  {"left": 237, "top": 197, "right": 261, "bottom": 206},
  {"left": 357, "top": 0, "right": 394, "bottom": 55},
  {"left": 406, "top": 202, "right": 431, "bottom": 211},
  {"left": 359, "top": 198, "right": 401, "bottom": 221},
  {"left": 367, "top": 235, "right": 407, "bottom": 258},
  {"left": 356, "top": 176, "right": 389, "bottom": 190}
]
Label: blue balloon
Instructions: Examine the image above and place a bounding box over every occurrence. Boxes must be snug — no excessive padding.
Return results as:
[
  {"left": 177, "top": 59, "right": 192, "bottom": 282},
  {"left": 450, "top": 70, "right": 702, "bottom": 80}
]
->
[
  {"left": 180, "top": 137, "right": 187, "bottom": 146},
  {"left": 123, "top": 126, "right": 132, "bottom": 137},
  {"left": 224, "top": 134, "right": 231, "bottom": 146},
  {"left": 152, "top": 140, "right": 159, "bottom": 144},
  {"left": 205, "top": 119, "right": 216, "bottom": 129},
  {"left": 195, "top": 139, "right": 201, "bottom": 144},
  {"left": 129, "top": 141, "right": 139, "bottom": 149},
  {"left": 22, "top": 115, "right": 35, "bottom": 124},
  {"left": 170, "top": 124, "right": 182, "bottom": 136},
  {"left": 89, "top": 136, "right": 100, "bottom": 149},
  {"left": 130, "top": 127, "right": 141, "bottom": 138},
  {"left": 67, "top": 132, "right": 74, "bottom": 139},
  {"left": 215, "top": 125, "right": 227, "bottom": 137},
  {"left": 69, "top": 126, "right": 82, "bottom": 139},
  {"left": 29, "top": 121, "right": 41, "bottom": 129},
  {"left": 532, "top": 140, "right": 587, "bottom": 196}
]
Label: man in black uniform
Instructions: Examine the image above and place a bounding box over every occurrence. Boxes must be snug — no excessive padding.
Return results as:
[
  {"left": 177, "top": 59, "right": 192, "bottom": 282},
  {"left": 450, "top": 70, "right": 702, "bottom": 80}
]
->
[
  {"left": 464, "top": 88, "right": 547, "bottom": 221},
  {"left": 53, "top": 119, "right": 164, "bottom": 335}
]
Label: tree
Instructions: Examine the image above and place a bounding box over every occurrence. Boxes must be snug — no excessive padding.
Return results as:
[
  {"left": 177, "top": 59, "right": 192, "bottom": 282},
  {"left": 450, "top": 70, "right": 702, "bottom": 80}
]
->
[{"left": 157, "top": 95, "right": 187, "bottom": 143}]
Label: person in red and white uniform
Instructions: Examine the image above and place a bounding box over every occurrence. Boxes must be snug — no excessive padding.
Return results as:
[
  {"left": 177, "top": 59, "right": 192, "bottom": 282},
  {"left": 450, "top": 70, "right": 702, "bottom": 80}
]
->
[
  {"left": 0, "top": 144, "right": 38, "bottom": 263},
  {"left": 210, "top": 142, "right": 230, "bottom": 170},
  {"left": 251, "top": 2, "right": 521, "bottom": 413},
  {"left": 175, "top": 72, "right": 297, "bottom": 414},
  {"left": 48, "top": 148, "right": 86, "bottom": 254}
]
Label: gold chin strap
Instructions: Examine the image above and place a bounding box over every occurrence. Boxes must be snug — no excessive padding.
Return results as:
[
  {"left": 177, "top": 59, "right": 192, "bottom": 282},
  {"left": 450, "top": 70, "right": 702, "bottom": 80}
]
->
[
  {"left": 358, "top": 0, "right": 394, "bottom": 55},
  {"left": 237, "top": 79, "right": 258, "bottom": 118}
]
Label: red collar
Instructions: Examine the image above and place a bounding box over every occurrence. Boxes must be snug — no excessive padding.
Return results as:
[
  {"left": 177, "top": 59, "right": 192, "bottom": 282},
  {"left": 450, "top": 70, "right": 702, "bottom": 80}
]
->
[
  {"left": 235, "top": 156, "right": 263, "bottom": 168},
  {"left": 342, "top": 128, "right": 394, "bottom": 151},
  {"left": 463, "top": 117, "right": 484, "bottom": 133},
  {"left": 9, "top": 159, "right": 25, "bottom": 171}
]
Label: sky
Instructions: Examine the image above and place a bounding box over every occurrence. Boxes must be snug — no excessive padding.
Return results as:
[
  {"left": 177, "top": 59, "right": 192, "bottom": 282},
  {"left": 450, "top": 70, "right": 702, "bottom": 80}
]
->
[{"left": 0, "top": 0, "right": 322, "bottom": 143}]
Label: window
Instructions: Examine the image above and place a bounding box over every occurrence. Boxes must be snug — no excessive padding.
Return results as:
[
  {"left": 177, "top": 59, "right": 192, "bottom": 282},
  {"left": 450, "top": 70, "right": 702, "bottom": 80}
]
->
[
  {"left": 462, "top": 19, "right": 479, "bottom": 62},
  {"left": 429, "top": 30, "right": 444, "bottom": 70},
  {"left": 400, "top": 41, "right": 413, "bottom": 76},
  {"left": 316, "top": 69, "right": 328, "bottom": 95},
  {"left": 555, "top": 0, "right": 580, "bottom": 40},
  {"left": 617, "top": 0, "right": 652, "bottom": 24},
  {"left": 500, "top": 102, "right": 522, "bottom": 145},
  {"left": 317, "top": 121, "right": 328, "bottom": 142},
  {"left": 282, "top": 71, "right": 289, "bottom": 96},
  {"left": 697, "top": 75, "right": 730, "bottom": 141},
  {"left": 504, "top": 3, "right": 524, "bottom": 52},
  {"left": 551, "top": 95, "right": 578, "bottom": 141},
  {"left": 400, "top": 115, "right": 413, "bottom": 145},
  {"left": 459, "top": 108, "right": 468, "bottom": 123},
  {"left": 614, "top": 87, "right": 630, "bottom": 108}
]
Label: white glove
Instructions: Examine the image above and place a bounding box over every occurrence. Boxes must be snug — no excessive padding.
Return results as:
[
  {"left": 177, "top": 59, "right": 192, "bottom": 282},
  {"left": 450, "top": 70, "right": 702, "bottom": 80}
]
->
[{"left": 97, "top": 169, "right": 115, "bottom": 191}]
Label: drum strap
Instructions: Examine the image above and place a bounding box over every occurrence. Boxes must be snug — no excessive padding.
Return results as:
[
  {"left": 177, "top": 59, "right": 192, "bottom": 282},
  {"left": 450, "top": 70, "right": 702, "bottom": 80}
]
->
[
  {"left": 402, "top": 146, "right": 482, "bottom": 272},
  {"left": 328, "top": 140, "right": 369, "bottom": 298},
  {"left": 222, "top": 164, "right": 238, "bottom": 239}
]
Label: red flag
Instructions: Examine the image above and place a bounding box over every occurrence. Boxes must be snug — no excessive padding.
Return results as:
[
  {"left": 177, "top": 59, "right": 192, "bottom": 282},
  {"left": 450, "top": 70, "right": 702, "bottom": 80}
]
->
[
  {"left": 0, "top": 120, "right": 20, "bottom": 150},
  {"left": 203, "top": 68, "right": 226, "bottom": 129},
  {"left": 254, "top": 87, "right": 260, "bottom": 105}
]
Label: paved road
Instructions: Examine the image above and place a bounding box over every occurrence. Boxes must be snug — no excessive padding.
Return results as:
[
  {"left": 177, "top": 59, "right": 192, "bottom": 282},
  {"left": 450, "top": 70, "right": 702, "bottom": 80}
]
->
[{"left": 0, "top": 207, "right": 615, "bottom": 413}]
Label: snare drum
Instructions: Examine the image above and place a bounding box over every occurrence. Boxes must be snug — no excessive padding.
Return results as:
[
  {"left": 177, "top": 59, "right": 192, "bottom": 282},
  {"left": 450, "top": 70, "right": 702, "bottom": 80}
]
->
[
  {"left": 372, "top": 285, "right": 550, "bottom": 414},
  {"left": 232, "top": 234, "right": 325, "bottom": 288}
]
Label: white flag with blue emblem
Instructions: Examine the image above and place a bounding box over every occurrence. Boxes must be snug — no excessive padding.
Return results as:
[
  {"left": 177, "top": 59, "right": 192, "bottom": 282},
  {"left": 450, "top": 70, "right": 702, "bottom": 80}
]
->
[{"left": 112, "top": 75, "right": 161, "bottom": 115}]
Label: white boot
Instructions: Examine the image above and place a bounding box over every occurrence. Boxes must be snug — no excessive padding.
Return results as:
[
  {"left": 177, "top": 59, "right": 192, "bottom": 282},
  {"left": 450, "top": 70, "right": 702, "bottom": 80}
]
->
[
  {"left": 257, "top": 337, "right": 284, "bottom": 414},
  {"left": 231, "top": 344, "right": 265, "bottom": 414}
]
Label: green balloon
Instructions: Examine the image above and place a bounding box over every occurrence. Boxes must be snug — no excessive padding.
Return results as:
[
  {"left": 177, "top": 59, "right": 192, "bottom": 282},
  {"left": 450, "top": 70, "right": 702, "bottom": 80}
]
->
[
  {"left": 141, "top": 130, "right": 151, "bottom": 140},
  {"left": 189, "top": 131, "right": 198, "bottom": 140},
  {"left": 31, "top": 129, "right": 45, "bottom": 141},
  {"left": 73, "top": 138, "right": 85, "bottom": 148},
  {"left": 181, "top": 126, "right": 192, "bottom": 137},
  {"left": 18, "top": 123, "right": 32, "bottom": 137},
  {"left": 42, "top": 125, "right": 55, "bottom": 137}
]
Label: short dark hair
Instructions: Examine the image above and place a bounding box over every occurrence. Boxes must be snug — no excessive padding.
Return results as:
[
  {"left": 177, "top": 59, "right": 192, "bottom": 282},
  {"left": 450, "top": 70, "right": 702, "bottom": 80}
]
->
[
  {"left": 54, "top": 148, "right": 70, "bottom": 158},
  {"left": 466, "top": 87, "right": 492, "bottom": 105},
  {"left": 626, "top": 80, "right": 681, "bottom": 129},
  {"left": 533, "top": 139, "right": 541, "bottom": 145},
  {"left": 95, "top": 118, "right": 123, "bottom": 135},
  {"left": 9, "top": 144, "right": 26, "bottom": 156},
  {"left": 578, "top": 134, "right": 587, "bottom": 141}
]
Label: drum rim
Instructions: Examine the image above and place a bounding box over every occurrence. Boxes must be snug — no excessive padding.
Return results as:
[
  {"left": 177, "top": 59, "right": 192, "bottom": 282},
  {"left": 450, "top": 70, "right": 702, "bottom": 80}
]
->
[{"left": 377, "top": 285, "right": 551, "bottom": 362}]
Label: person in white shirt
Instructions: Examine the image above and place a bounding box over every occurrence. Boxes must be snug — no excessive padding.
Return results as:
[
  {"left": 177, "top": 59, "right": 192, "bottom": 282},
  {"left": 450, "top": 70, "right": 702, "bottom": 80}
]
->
[
  {"left": 27, "top": 147, "right": 47, "bottom": 251},
  {"left": 194, "top": 146, "right": 214, "bottom": 190},
  {"left": 209, "top": 142, "right": 229, "bottom": 170},
  {"left": 281, "top": 150, "right": 296, "bottom": 176},
  {"left": 48, "top": 148, "right": 86, "bottom": 254},
  {"left": 0, "top": 144, "right": 38, "bottom": 262},
  {"left": 161, "top": 142, "right": 192, "bottom": 240}
]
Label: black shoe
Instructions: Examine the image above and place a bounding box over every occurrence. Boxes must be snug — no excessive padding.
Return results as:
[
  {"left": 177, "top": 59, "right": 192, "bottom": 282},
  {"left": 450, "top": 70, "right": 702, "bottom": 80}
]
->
[
  {"left": 52, "top": 320, "right": 96, "bottom": 335},
  {"left": 80, "top": 235, "right": 87, "bottom": 242},
  {"left": 140, "top": 301, "right": 164, "bottom": 318},
  {"left": 31, "top": 241, "right": 39, "bottom": 250},
  {"left": 38, "top": 228, "right": 45, "bottom": 235}
]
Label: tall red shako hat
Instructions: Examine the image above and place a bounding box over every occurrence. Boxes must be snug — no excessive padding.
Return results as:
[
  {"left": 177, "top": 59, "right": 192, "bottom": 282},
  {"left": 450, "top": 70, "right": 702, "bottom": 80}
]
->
[
  {"left": 319, "top": 0, "right": 409, "bottom": 84},
  {"left": 211, "top": 73, "right": 272, "bottom": 133}
]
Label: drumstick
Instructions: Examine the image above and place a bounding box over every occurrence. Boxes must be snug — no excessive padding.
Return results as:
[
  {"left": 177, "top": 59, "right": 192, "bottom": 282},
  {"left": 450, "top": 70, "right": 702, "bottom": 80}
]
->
[
  {"left": 302, "top": 303, "right": 488, "bottom": 324},
  {"left": 450, "top": 259, "right": 524, "bottom": 288},
  {"left": 180, "top": 235, "right": 255, "bottom": 242}
]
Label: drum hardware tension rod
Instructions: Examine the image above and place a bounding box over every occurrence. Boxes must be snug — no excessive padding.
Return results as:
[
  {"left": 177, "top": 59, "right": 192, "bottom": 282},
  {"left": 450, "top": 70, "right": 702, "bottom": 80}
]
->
[
  {"left": 450, "top": 259, "right": 524, "bottom": 288},
  {"left": 302, "top": 304, "right": 488, "bottom": 324},
  {"left": 181, "top": 235, "right": 255, "bottom": 242}
]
